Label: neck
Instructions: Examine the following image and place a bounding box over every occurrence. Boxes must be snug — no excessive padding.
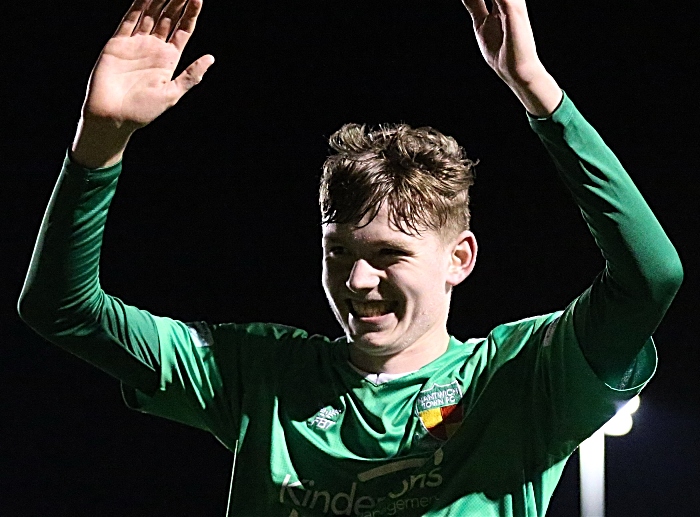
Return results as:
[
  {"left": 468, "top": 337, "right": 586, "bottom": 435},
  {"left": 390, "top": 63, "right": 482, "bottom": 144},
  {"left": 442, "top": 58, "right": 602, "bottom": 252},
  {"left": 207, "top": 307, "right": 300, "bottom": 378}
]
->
[{"left": 349, "top": 327, "right": 451, "bottom": 374}]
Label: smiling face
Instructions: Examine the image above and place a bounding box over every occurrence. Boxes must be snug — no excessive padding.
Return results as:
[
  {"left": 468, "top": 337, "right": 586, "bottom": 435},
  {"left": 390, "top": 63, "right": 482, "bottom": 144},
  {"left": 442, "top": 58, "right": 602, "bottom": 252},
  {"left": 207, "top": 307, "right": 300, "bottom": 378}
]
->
[{"left": 322, "top": 203, "right": 477, "bottom": 374}]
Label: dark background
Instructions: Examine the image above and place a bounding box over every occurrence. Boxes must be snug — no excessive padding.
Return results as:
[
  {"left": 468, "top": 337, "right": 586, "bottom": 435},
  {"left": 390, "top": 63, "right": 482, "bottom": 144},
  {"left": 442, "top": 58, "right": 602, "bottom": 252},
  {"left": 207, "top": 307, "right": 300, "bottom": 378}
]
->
[{"left": 2, "top": 0, "right": 698, "bottom": 515}]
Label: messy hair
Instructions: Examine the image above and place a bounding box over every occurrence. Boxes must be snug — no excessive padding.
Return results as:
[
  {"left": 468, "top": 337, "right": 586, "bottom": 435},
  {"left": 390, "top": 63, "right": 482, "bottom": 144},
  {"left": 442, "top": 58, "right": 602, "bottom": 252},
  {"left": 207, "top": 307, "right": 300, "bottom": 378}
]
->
[{"left": 319, "top": 123, "right": 477, "bottom": 244}]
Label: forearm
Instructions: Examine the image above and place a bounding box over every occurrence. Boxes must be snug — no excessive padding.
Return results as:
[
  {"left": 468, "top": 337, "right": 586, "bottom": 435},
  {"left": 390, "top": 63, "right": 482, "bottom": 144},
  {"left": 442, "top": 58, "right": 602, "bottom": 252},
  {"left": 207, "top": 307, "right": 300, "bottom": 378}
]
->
[
  {"left": 505, "top": 66, "right": 562, "bottom": 118},
  {"left": 18, "top": 155, "right": 161, "bottom": 392},
  {"left": 530, "top": 95, "right": 683, "bottom": 383}
]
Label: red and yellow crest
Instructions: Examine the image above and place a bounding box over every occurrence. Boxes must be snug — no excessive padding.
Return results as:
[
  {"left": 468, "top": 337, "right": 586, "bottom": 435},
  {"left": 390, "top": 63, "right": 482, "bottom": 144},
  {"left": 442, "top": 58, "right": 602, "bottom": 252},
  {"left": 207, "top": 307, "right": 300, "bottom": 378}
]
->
[{"left": 417, "top": 381, "right": 464, "bottom": 441}]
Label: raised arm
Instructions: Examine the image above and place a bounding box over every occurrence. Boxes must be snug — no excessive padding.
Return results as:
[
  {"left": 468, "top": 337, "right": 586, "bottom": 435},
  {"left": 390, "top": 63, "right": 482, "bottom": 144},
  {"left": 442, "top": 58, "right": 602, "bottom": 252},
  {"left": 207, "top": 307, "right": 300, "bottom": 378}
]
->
[
  {"left": 459, "top": 0, "right": 683, "bottom": 384},
  {"left": 461, "top": 0, "right": 560, "bottom": 116},
  {"left": 72, "top": 0, "right": 214, "bottom": 168},
  {"left": 18, "top": 0, "right": 214, "bottom": 393}
]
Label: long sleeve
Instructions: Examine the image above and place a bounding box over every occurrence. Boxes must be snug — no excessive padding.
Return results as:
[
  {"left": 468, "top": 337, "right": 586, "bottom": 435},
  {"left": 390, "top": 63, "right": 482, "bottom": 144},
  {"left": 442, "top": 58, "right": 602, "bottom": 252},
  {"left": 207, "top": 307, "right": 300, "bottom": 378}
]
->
[
  {"left": 18, "top": 154, "right": 163, "bottom": 393},
  {"left": 17, "top": 154, "right": 270, "bottom": 447},
  {"left": 528, "top": 93, "right": 683, "bottom": 386}
]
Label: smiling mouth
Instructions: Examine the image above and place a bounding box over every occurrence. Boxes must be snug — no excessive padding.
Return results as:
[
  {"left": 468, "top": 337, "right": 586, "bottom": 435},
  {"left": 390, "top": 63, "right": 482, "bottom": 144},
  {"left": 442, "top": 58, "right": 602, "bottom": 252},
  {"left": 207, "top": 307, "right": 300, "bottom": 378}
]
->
[{"left": 347, "top": 300, "right": 398, "bottom": 318}]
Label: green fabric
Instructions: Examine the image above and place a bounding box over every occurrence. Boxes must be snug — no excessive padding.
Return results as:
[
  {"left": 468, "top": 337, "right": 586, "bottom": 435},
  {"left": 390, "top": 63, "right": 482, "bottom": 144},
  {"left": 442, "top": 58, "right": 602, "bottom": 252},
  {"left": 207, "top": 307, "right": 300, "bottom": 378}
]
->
[
  {"left": 528, "top": 94, "right": 682, "bottom": 386},
  {"left": 130, "top": 311, "right": 655, "bottom": 517},
  {"left": 19, "top": 92, "right": 682, "bottom": 517}
]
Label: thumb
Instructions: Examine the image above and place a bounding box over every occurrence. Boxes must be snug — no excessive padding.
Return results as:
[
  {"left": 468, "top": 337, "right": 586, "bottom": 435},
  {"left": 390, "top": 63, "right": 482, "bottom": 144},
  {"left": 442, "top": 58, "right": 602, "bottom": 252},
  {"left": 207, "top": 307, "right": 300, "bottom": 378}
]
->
[{"left": 170, "top": 54, "right": 216, "bottom": 102}]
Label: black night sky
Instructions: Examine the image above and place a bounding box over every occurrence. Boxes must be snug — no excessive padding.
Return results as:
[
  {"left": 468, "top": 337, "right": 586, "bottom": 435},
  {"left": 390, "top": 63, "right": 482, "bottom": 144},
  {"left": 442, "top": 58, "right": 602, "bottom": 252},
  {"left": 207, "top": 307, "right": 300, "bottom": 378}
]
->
[{"left": 2, "top": 0, "right": 699, "bottom": 515}]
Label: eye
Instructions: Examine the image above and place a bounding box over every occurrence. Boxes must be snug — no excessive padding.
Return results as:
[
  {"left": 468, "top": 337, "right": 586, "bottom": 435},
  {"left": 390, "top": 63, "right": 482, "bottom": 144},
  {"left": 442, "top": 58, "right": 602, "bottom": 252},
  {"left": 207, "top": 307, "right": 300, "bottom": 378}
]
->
[
  {"left": 380, "top": 248, "right": 406, "bottom": 256},
  {"left": 379, "top": 248, "right": 408, "bottom": 261},
  {"left": 327, "top": 246, "right": 346, "bottom": 256}
]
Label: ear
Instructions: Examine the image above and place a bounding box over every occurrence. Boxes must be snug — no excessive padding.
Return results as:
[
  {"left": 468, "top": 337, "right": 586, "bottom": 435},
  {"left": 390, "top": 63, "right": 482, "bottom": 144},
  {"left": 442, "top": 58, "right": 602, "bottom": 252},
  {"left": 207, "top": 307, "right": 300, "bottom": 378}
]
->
[{"left": 445, "top": 230, "right": 477, "bottom": 288}]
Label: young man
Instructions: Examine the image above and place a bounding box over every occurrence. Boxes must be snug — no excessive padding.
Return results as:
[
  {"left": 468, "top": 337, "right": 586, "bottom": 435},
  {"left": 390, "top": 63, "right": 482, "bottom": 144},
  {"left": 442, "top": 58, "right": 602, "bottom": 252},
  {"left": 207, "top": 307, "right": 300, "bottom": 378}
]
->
[{"left": 19, "top": 0, "right": 682, "bottom": 515}]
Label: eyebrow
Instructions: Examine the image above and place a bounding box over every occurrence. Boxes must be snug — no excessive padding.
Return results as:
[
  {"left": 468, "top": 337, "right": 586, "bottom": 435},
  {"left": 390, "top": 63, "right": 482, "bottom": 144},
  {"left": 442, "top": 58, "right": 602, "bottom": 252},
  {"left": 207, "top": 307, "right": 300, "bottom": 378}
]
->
[{"left": 322, "top": 235, "right": 413, "bottom": 250}]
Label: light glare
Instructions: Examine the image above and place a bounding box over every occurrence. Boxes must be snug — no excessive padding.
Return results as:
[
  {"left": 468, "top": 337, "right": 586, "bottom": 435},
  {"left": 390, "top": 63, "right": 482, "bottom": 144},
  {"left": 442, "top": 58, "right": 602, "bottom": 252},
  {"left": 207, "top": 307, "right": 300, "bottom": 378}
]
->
[
  {"left": 603, "top": 412, "right": 633, "bottom": 436},
  {"left": 602, "top": 395, "right": 640, "bottom": 436},
  {"left": 620, "top": 395, "right": 640, "bottom": 415}
]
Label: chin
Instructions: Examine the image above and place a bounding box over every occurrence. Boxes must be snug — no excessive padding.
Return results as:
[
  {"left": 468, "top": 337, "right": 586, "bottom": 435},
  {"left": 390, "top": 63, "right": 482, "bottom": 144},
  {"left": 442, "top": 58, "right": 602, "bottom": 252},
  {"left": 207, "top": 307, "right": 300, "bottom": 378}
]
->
[{"left": 348, "top": 330, "right": 401, "bottom": 353}]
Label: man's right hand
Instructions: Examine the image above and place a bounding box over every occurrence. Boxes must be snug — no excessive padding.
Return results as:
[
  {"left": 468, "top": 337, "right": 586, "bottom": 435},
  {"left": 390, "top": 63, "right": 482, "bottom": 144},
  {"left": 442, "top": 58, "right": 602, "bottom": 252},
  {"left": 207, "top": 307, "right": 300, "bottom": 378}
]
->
[{"left": 72, "top": 0, "right": 214, "bottom": 169}]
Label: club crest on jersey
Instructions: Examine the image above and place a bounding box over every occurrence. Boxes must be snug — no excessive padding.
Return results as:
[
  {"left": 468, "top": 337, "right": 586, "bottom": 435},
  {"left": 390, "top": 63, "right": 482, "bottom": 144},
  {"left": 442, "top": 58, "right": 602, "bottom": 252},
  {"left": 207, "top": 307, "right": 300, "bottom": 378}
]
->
[{"left": 416, "top": 381, "right": 464, "bottom": 441}]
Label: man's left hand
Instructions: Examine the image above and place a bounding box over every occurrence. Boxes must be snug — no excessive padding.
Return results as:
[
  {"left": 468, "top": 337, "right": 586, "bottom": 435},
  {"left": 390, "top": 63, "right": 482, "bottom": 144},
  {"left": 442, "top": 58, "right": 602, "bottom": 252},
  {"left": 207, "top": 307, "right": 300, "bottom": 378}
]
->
[{"left": 461, "top": 0, "right": 562, "bottom": 117}]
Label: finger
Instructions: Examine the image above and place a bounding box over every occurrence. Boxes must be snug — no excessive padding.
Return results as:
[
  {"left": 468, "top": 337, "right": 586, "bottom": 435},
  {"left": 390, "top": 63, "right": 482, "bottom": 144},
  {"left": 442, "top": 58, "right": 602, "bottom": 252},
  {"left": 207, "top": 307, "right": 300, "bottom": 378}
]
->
[
  {"left": 114, "top": 0, "right": 149, "bottom": 37},
  {"left": 168, "top": 0, "right": 203, "bottom": 53},
  {"left": 170, "top": 54, "right": 215, "bottom": 101},
  {"left": 132, "top": 0, "right": 168, "bottom": 35},
  {"left": 461, "top": 0, "right": 489, "bottom": 27},
  {"left": 492, "top": 0, "right": 502, "bottom": 15},
  {"left": 494, "top": 0, "right": 534, "bottom": 43},
  {"left": 152, "top": 0, "right": 188, "bottom": 40},
  {"left": 492, "top": 0, "right": 525, "bottom": 17}
]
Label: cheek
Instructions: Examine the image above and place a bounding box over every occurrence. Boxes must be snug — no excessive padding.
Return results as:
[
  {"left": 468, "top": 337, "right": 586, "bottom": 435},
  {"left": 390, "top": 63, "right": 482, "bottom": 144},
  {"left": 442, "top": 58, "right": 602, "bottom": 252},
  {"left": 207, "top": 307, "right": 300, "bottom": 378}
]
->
[
  {"left": 395, "top": 269, "right": 444, "bottom": 313},
  {"left": 322, "top": 264, "right": 345, "bottom": 305},
  {"left": 322, "top": 260, "right": 338, "bottom": 287},
  {"left": 321, "top": 264, "right": 329, "bottom": 289}
]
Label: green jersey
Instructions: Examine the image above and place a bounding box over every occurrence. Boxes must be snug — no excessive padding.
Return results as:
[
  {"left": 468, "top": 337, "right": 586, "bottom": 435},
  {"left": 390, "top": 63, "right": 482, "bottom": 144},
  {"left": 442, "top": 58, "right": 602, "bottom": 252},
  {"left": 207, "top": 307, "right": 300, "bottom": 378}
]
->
[
  {"left": 126, "top": 312, "right": 654, "bottom": 517},
  {"left": 19, "top": 93, "right": 682, "bottom": 516}
]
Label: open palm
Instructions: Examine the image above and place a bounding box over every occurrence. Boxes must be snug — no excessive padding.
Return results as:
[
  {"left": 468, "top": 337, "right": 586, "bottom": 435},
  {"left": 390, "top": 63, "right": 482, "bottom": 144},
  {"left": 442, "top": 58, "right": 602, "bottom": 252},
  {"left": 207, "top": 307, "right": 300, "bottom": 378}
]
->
[
  {"left": 461, "top": 0, "right": 542, "bottom": 86},
  {"left": 83, "top": 0, "right": 214, "bottom": 130}
]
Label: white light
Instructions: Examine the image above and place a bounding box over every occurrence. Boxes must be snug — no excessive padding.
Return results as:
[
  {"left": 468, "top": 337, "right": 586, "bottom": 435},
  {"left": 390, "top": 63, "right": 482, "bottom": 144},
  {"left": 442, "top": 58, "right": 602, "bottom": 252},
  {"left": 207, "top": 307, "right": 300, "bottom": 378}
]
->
[
  {"left": 603, "top": 412, "right": 633, "bottom": 436},
  {"left": 579, "top": 395, "right": 642, "bottom": 516},
  {"left": 620, "top": 395, "right": 640, "bottom": 415},
  {"left": 603, "top": 395, "right": 640, "bottom": 436},
  {"left": 580, "top": 430, "right": 605, "bottom": 517}
]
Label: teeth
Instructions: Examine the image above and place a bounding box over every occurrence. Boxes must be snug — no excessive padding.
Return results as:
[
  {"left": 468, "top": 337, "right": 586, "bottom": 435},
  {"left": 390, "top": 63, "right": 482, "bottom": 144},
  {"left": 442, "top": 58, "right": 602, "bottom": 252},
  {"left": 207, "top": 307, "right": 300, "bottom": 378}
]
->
[{"left": 351, "top": 301, "right": 394, "bottom": 317}]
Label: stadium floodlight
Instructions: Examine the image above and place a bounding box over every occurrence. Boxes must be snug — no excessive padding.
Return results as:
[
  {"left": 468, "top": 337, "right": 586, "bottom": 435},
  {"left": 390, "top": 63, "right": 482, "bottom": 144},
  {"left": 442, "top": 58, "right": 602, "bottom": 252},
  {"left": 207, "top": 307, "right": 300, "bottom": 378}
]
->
[
  {"left": 579, "top": 396, "right": 641, "bottom": 517},
  {"left": 602, "top": 395, "right": 640, "bottom": 437}
]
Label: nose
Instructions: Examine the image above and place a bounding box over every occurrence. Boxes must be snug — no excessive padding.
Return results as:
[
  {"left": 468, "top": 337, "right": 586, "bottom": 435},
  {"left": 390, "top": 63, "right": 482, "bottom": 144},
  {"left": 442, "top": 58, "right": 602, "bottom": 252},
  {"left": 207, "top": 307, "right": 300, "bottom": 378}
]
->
[{"left": 345, "top": 259, "right": 381, "bottom": 292}]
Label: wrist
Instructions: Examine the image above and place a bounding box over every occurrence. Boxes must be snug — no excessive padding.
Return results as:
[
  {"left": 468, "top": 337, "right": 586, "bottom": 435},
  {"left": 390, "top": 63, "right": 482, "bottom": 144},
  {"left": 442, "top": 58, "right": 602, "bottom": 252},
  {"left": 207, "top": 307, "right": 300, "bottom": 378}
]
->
[
  {"left": 71, "top": 115, "right": 135, "bottom": 169},
  {"left": 505, "top": 69, "right": 562, "bottom": 118}
]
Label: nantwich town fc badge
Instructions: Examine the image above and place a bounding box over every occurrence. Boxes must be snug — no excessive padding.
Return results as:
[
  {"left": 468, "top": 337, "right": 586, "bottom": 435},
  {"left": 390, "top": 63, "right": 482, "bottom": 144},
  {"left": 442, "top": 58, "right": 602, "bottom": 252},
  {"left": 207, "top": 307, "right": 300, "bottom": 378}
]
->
[{"left": 416, "top": 381, "right": 464, "bottom": 441}]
